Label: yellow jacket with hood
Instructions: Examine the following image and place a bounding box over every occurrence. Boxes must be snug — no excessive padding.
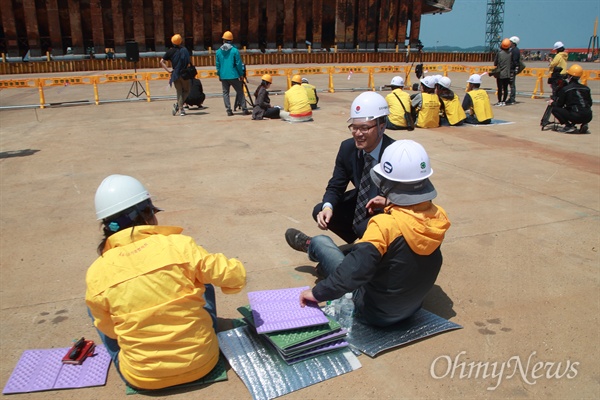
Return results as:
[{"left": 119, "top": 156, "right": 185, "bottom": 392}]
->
[
  {"left": 549, "top": 51, "right": 568, "bottom": 73},
  {"left": 86, "top": 225, "right": 246, "bottom": 389},
  {"left": 311, "top": 201, "right": 450, "bottom": 326}
]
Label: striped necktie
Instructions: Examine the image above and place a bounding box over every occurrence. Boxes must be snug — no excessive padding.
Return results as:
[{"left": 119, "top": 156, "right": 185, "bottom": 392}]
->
[{"left": 353, "top": 153, "right": 374, "bottom": 234}]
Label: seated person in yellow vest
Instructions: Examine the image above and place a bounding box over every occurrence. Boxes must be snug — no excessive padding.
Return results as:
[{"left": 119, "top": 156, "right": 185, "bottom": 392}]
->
[
  {"left": 436, "top": 77, "right": 466, "bottom": 126},
  {"left": 301, "top": 78, "right": 319, "bottom": 110},
  {"left": 280, "top": 74, "right": 313, "bottom": 122},
  {"left": 385, "top": 76, "right": 412, "bottom": 130},
  {"left": 462, "top": 74, "right": 494, "bottom": 124},
  {"left": 252, "top": 74, "right": 281, "bottom": 120},
  {"left": 410, "top": 76, "right": 441, "bottom": 128}
]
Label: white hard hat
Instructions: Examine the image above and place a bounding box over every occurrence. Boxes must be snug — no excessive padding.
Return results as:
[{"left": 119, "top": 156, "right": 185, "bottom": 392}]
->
[
  {"left": 420, "top": 76, "right": 435, "bottom": 88},
  {"left": 510, "top": 36, "right": 520, "bottom": 45},
  {"left": 438, "top": 76, "right": 452, "bottom": 89},
  {"left": 390, "top": 76, "right": 404, "bottom": 87},
  {"left": 372, "top": 140, "right": 433, "bottom": 183},
  {"left": 95, "top": 174, "right": 151, "bottom": 220},
  {"left": 553, "top": 41, "right": 564, "bottom": 50},
  {"left": 301, "top": 78, "right": 309, "bottom": 83},
  {"left": 467, "top": 74, "right": 481, "bottom": 84},
  {"left": 432, "top": 75, "right": 442, "bottom": 84},
  {"left": 348, "top": 91, "right": 389, "bottom": 121},
  {"left": 370, "top": 140, "right": 437, "bottom": 206}
]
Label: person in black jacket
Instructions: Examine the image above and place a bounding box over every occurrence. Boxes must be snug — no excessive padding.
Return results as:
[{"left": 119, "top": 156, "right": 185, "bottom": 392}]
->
[
  {"left": 291, "top": 92, "right": 394, "bottom": 245},
  {"left": 507, "top": 36, "right": 521, "bottom": 105},
  {"left": 251, "top": 74, "right": 280, "bottom": 120},
  {"left": 287, "top": 140, "right": 451, "bottom": 327},
  {"left": 184, "top": 78, "right": 206, "bottom": 109},
  {"left": 160, "top": 34, "right": 190, "bottom": 117},
  {"left": 551, "top": 64, "right": 593, "bottom": 134}
]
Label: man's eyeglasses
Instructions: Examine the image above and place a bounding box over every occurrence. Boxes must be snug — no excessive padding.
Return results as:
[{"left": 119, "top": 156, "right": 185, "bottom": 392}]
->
[{"left": 348, "top": 123, "right": 378, "bottom": 134}]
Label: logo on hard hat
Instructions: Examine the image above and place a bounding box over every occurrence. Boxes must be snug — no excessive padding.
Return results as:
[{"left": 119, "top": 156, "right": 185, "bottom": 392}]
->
[
  {"left": 383, "top": 161, "right": 393, "bottom": 174},
  {"left": 355, "top": 105, "right": 361, "bottom": 114},
  {"left": 420, "top": 162, "right": 427, "bottom": 170}
]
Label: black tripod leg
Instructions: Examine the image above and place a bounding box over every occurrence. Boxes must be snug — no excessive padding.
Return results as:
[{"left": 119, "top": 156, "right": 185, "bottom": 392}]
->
[{"left": 243, "top": 82, "right": 255, "bottom": 108}]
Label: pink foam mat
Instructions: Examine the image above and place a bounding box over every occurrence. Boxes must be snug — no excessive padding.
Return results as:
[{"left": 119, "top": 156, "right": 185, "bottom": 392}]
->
[
  {"left": 3, "top": 344, "right": 111, "bottom": 394},
  {"left": 247, "top": 286, "right": 330, "bottom": 334}
]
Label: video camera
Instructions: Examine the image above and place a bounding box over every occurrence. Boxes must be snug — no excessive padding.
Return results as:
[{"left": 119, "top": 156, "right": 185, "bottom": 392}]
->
[{"left": 548, "top": 66, "right": 567, "bottom": 100}]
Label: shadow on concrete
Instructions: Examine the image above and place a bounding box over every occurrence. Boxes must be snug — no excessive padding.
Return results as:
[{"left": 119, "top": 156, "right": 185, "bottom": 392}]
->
[
  {"left": 423, "top": 284, "right": 457, "bottom": 320},
  {"left": 0, "top": 149, "right": 40, "bottom": 159}
]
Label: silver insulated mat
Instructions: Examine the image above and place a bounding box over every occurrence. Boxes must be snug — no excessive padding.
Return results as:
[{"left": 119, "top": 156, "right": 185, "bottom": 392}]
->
[
  {"left": 218, "top": 326, "right": 361, "bottom": 400},
  {"left": 346, "top": 308, "right": 462, "bottom": 357}
]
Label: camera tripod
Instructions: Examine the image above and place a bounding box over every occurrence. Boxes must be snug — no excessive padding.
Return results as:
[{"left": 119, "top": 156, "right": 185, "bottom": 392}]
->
[{"left": 127, "top": 63, "right": 146, "bottom": 99}]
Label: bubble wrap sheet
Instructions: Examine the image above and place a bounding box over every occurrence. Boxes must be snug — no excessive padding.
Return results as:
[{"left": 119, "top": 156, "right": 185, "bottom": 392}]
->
[
  {"left": 247, "top": 287, "right": 330, "bottom": 334},
  {"left": 218, "top": 326, "right": 361, "bottom": 400},
  {"left": 2, "top": 345, "right": 111, "bottom": 394},
  {"left": 346, "top": 308, "right": 462, "bottom": 357}
]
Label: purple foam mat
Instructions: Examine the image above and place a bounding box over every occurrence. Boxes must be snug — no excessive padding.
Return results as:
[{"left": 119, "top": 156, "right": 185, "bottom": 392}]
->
[
  {"left": 247, "top": 287, "right": 329, "bottom": 334},
  {"left": 3, "top": 344, "right": 111, "bottom": 394}
]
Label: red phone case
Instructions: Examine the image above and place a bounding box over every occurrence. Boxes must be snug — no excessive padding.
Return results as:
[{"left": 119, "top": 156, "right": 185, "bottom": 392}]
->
[{"left": 61, "top": 340, "right": 96, "bottom": 365}]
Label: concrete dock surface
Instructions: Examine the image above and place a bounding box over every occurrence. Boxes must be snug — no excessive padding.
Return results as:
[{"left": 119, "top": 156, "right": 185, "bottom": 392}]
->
[{"left": 1, "top": 61, "right": 598, "bottom": 399}]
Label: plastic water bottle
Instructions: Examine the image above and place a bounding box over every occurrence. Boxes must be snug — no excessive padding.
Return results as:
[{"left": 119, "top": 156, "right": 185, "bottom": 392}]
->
[
  {"left": 332, "top": 298, "right": 342, "bottom": 321},
  {"left": 338, "top": 293, "right": 355, "bottom": 333},
  {"left": 322, "top": 300, "right": 335, "bottom": 318}
]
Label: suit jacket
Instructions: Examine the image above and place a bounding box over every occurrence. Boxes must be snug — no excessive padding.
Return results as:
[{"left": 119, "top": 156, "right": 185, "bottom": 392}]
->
[{"left": 322, "top": 134, "right": 394, "bottom": 209}]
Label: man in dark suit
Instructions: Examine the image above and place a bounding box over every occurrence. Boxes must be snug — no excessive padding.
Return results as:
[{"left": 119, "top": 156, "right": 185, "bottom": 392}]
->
[{"left": 287, "top": 92, "right": 394, "bottom": 248}]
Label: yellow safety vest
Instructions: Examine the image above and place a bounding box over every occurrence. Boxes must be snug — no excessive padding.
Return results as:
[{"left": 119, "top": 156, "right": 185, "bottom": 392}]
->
[
  {"left": 467, "top": 89, "right": 494, "bottom": 122},
  {"left": 416, "top": 93, "right": 441, "bottom": 128},
  {"left": 441, "top": 95, "right": 466, "bottom": 125},
  {"left": 302, "top": 83, "right": 317, "bottom": 105},
  {"left": 386, "top": 89, "right": 412, "bottom": 127}
]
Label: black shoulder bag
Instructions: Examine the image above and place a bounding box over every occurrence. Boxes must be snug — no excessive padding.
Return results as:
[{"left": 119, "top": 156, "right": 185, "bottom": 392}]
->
[{"left": 393, "top": 92, "right": 414, "bottom": 131}]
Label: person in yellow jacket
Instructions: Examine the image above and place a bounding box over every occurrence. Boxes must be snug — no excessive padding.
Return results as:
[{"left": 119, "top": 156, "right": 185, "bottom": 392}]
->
[
  {"left": 462, "top": 74, "right": 494, "bottom": 124},
  {"left": 436, "top": 76, "right": 466, "bottom": 126},
  {"left": 411, "top": 76, "right": 441, "bottom": 128},
  {"left": 86, "top": 175, "right": 246, "bottom": 390},
  {"left": 280, "top": 74, "right": 313, "bottom": 122},
  {"left": 385, "top": 76, "right": 413, "bottom": 130},
  {"left": 301, "top": 77, "right": 319, "bottom": 110},
  {"left": 548, "top": 41, "right": 568, "bottom": 74}
]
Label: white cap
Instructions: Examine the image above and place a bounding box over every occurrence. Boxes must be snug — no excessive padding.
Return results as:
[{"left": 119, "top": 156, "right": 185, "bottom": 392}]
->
[
  {"left": 510, "top": 36, "right": 520, "bottom": 45},
  {"left": 95, "top": 175, "right": 151, "bottom": 220},
  {"left": 438, "top": 76, "right": 452, "bottom": 89},
  {"left": 390, "top": 76, "right": 404, "bottom": 87},
  {"left": 467, "top": 74, "right": 481, "bottom": 84},
  {"left": 370, "top": 140, "right": 437, "bottom": 206},
  {"left": 553, "top": 41, "right": 564, "bottom": 50},
  {"left": 420, "top": 76, "right": 435, "bottom": 88},
  {"left": 348, "top": 91, "right": 389, "bottom": 121}
]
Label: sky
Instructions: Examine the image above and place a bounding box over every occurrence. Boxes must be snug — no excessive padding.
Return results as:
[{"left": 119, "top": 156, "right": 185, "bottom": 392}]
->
[{"left": 420, "top": 0, "right": 600, "bottom": 50}]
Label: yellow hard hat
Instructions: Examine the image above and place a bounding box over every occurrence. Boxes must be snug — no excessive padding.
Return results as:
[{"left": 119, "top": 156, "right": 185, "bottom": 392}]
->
[
  {"left": 566, "top": 64, "right": 583, "bottom": 78},
  {"left": 261, "top": 74, "right": 273, "bottom": 83},
  {"left": 500, "top": 38, "right": 511, "bottom": 50},
  {"left": 171, "top": 34, "right": 183, "bottom": 46},
  {"left": 222, "top": 31, "right": 233, "bottom": 41},
  {"left": 291, "top": 74, "right": 302, "bottom": 84}
]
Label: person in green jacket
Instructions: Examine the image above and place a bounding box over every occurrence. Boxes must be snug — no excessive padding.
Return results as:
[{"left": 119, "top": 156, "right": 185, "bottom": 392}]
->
[{"left": 216, "top": 30, "right": 250, "bottom": 116}]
